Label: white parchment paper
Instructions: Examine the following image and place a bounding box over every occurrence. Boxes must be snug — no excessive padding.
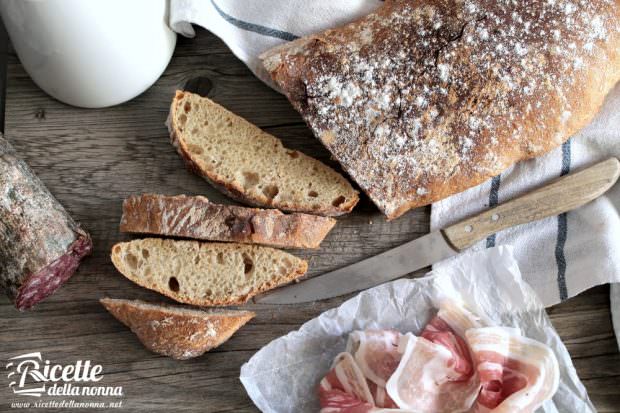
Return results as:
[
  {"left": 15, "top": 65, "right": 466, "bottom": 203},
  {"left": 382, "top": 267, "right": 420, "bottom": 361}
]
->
[{"left": 240, "top": 246, "right": 594, "bottom": 413}]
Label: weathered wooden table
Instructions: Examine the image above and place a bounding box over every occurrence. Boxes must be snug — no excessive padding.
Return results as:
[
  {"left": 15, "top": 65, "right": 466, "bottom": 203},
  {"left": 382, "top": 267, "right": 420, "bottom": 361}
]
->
[{"left": 1, "top": 29, "right": 619, "bottom": 413}]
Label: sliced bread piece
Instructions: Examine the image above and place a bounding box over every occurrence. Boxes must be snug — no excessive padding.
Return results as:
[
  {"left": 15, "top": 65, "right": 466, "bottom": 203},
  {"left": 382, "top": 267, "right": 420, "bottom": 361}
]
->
[
  {"left": 100, "top": 298, "right": 254, "bottom": 360},
  {"left": 167, "top": 90, "right": 359, "bottom": 216},
  {"left": 111, "top": 238, "right": 307, "bottom": 306},
  {"left": 120, "top": 194, "right": 336, "bottom": 249}
]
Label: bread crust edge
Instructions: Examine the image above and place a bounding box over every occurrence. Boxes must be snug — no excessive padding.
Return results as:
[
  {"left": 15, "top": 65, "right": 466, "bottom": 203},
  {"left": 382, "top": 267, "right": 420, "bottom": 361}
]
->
[
  {"left": 100, "top": 297, "right": 255, "bottom": 360},
  {"left": 119, "top": 194, "right": 337, "bottom": 249},
  {"left": 167, "top": 91, "right": 359, "bottom": 217}
]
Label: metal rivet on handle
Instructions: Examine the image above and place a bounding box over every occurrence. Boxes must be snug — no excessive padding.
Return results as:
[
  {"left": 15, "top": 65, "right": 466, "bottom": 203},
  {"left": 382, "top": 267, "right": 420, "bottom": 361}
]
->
[
  {"left": 491, "top": 213, "right": 500, "bottom": 221},
  {"left": 464, "top": 225, "right": 473, "bottom": 233}
]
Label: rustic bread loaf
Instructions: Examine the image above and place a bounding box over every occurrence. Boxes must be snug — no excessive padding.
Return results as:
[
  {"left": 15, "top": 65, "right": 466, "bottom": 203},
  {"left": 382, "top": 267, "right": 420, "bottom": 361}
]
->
[
  {"left": 168, "top": 91, "right": 359, "bottom": 216},
  {"left": 100, "top": 298, "right": 254, "bottom": 360},
  {"left": 111, "top": 238, "right": 307, "bottom": 306},
  {"left": 262, "top": 0, "right": 620, "bottom": 220},
  {"left": 120, "top": 194, "right": 336, "bottom": 249}
]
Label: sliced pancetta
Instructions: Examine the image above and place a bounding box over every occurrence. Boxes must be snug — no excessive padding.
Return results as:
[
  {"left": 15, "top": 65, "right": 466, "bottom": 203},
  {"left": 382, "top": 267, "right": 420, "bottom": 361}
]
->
[
  {"left": 347, "top": 329, "right": 402, "bottom": 387},
  {"left": 434, "top": 300, "right": 488, "bottom": 337},
  {"left": 346, "top": 329, "right": 402, "bottom": 408},
  {"left": 318, "top": 300, "right": 560, "bottom": 413},
  {"left": 421, "top": 316, "right": 473, "bottom": 381},
  {"left": 385, "top": 333, "right": 481, "bottom": 413},
  {"left": 465, "top": 327, "right": 560, "bottom": 413},
  {"left": 367, "top": 380, "right": 399, "bottom": 408},
  {"left": 318, "top": 390, "right": 374, "bottom": 413},
  {"left": 420, "top": 300, "right": 486, "bottom": 382},
  {"left": 318, "top": 352, "right": 375, "bottom": 413}
]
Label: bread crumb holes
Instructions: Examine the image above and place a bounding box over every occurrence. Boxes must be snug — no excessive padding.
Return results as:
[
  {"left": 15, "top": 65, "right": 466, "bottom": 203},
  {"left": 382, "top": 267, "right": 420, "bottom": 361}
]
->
[
  {"left": 332, "top": 196, "right": 346, "bottom": 207},
  {"left": 168, "top": 277, "right": 180, "bottom": 293},
  {"left": 242, "top": 172, "right": 259, "bottom": 189},
  {"left": 216, "top": 252, "right": 225, "bottom": 265},
  {"left": 242, "top": 253, "right": 253, "bottom": 276},
  {"left": 263, "top": 185, "right": 279, "bottom": 199},
  {"left": 187, "top": 144, "right": 204, "bottom": 155},
  {"left": 126, "top": 253, "right": 138, "bottom": 270}
]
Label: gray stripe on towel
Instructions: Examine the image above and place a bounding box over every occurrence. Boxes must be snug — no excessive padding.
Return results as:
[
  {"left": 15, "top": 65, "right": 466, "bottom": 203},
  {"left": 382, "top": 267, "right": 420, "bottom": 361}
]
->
[
  {"left": 555, "top": 139, "right": 572, "bottom": 301},
  {"left": 486, "top": 175, "right": 502, "bottom": 248},
  {"left": 210, "top": 0, "right": 299, "bottom": 41}
]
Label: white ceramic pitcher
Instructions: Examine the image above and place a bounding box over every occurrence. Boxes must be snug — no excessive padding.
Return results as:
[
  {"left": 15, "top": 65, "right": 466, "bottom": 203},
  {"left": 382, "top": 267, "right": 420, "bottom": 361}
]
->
[{"left": 0, "top": 0, "right": 176, "bottom": 108}]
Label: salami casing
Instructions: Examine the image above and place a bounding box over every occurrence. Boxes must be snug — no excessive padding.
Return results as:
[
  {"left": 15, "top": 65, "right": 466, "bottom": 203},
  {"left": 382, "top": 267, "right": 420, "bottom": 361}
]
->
[{"left": 0, "top": 135, "right": 92, "bottom": 310}]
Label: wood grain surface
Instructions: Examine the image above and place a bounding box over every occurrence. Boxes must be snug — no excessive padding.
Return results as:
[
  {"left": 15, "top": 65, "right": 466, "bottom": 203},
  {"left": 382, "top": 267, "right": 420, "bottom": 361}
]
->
[{"left": 0, "top": 29, "right": 618, "bottom": 413}]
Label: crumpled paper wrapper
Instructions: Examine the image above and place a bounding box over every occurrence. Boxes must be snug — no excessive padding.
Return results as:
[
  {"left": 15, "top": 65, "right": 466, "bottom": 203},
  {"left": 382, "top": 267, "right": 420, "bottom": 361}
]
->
[{"left": 240, "top": 246, "right": 595, "bottom": 412}]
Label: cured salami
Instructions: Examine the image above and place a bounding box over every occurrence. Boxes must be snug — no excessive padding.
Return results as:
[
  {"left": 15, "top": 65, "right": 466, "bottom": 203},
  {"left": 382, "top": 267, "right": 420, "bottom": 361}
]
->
[{"left": 0, "top": 136, "right": 92, "bottom": 310}]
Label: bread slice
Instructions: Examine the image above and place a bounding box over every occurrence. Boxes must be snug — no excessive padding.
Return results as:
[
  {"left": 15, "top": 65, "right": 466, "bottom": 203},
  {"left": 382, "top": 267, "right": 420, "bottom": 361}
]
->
[
  {"left": 110, "top": 238, "right": 308, "bottom": 306},
  {"left": 100, "top": 298, "right": 254, "bottom": 360},
  {"left": 120, "top": 194, "right": 336, "bottom": 249},
  {"left": 261, "top": 0, "right": 620, "bottom": 219},
  {"left": 167, "top": 90, "right": 359, "bottom": 216}
]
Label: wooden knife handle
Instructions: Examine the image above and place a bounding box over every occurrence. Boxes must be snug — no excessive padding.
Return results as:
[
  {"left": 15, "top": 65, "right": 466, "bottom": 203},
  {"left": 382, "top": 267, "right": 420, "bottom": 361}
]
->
[{"left": 442, "top": 158, "right": 620, "bottom": 251}]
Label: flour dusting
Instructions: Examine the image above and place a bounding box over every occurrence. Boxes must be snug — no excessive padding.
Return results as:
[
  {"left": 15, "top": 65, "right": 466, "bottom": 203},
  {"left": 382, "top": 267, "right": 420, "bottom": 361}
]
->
[{"left": 266, "top": 0, "right": 620, "bottom": 218}]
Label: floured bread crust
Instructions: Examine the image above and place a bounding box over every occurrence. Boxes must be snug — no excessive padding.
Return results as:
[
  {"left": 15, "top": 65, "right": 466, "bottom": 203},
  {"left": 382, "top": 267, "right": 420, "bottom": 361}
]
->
[{"left": 262, "top": 0, "right": 620, "bottom": 219}]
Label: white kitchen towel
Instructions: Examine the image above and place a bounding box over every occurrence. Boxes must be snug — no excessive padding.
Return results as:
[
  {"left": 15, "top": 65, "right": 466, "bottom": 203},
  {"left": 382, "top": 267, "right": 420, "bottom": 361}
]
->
[
  {"left": 432, "top": 83, "right": 620, "bottom": 332},
  {"left": 169, "top": 0, "right": 620, "bottom": 343},
  {"left": 169, "top": 0, "right": 381, "bottom": 87}
]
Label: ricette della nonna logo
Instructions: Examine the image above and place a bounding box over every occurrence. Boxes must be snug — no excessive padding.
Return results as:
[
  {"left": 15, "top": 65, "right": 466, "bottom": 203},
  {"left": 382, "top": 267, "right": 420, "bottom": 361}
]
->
[{"left": 6, "top": 352, "right": 123, "bottom": 399}]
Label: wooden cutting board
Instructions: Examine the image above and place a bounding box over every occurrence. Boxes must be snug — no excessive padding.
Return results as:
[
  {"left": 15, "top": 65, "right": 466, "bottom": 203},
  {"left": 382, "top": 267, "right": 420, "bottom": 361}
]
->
[{"left": 0, "top": 29, "right": 618, "bottom": 412}]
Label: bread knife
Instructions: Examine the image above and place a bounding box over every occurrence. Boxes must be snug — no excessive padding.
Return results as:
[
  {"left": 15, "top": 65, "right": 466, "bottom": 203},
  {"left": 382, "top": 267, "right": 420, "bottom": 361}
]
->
[{"left": 255, "top": 157, "right": 620, "bottom": 304}]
